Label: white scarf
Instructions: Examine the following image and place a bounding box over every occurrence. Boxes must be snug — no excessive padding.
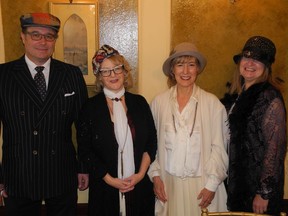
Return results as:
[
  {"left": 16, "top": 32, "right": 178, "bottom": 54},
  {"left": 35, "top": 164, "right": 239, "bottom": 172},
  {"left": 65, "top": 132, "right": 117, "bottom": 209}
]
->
[
  {"left": 103, "top": 87, "right": 135, "bottom": 178},
  {"left": 103, "top": 87, "right": 135, "bottom": 216}
]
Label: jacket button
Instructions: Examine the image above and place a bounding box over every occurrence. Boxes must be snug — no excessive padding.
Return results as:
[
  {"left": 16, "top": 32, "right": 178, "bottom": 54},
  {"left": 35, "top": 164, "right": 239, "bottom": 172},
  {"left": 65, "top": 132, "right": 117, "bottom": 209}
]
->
[
  {"left": 33, "top": 131, "right": 38, "bottom": 135},
  {"left": 32, "top": 150, "right": 38, "bottom": 155}
]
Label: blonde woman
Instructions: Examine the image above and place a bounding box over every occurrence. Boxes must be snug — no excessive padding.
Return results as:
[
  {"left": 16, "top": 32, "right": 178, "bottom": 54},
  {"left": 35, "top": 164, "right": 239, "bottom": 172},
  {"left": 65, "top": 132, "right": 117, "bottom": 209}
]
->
[
  {"left": 148, "top": 42, "right": 228, "bottom": 215},
  {"left": 77, "top": 45, "right": 157, "bottom": 216}
]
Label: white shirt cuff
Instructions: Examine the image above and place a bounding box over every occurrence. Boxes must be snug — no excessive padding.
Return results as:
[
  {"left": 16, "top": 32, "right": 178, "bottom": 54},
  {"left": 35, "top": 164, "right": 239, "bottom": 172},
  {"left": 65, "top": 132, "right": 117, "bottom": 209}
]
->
[{"left": 205, "top": 175, "right": 222, "bottom": 192}]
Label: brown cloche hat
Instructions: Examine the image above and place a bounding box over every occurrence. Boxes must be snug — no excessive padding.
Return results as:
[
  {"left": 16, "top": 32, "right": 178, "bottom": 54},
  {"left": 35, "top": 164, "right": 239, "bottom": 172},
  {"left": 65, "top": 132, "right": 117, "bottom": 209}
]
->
[
  {"left": 233, "top": 36, "right": 276, "bottom": 68},
  {"left": 162, "top": 42, "right": 207, "bottom": 76},
  {"left": 20, "top": 13, "right": 61, "bottom": 32}
]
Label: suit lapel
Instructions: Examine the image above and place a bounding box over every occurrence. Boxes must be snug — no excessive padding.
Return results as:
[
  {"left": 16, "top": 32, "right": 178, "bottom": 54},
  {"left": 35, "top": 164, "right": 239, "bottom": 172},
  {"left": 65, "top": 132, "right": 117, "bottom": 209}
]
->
[
  {"left": 12, "top": 57, "right": 44, "bottom": 109},
  {"left": 11, "top": 57, "right": 67, "bottom": 127},
  {"left": 34, "top": 59, "right": 66, "bottom": 127}
]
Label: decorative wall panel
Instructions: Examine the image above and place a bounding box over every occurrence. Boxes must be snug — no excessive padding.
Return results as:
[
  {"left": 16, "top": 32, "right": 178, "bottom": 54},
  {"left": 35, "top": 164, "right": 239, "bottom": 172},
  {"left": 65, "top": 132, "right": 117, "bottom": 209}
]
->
[{"left": 98, "top": 0, "right": 138, "bottom": 92}]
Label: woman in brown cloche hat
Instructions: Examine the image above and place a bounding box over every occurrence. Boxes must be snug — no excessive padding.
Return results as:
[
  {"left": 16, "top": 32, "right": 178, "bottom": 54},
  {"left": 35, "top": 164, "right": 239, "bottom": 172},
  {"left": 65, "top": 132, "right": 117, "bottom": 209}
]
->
[
  {"left": 148, "top": 42, "right": 229, "bottom": 215},
  {"left": 77, "top": 45, "right": 157, "bottom": 215},
  {"left": 224, "top": 36, "right": 286, "bottom": 215}
]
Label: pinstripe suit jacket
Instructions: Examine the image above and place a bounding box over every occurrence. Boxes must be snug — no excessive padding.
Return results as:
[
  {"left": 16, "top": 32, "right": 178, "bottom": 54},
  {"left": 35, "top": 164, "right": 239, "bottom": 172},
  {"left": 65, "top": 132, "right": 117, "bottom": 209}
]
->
[{"left": 0, "top": 56, "right": 88, "bottom": 200}]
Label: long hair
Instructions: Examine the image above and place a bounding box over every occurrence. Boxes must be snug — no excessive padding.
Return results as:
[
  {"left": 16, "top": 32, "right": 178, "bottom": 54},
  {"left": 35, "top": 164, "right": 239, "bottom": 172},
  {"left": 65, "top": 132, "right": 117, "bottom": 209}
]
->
[
  {"left": 94, "top": 54, "right": 133, "bottom": 93},
  {"left": 229, "top": 63, "right": 282, "bottom": 95}
]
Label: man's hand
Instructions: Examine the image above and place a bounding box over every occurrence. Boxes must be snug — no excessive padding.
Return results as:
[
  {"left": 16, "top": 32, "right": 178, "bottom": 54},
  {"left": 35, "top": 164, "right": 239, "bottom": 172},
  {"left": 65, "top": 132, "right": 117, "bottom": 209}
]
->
[
  {"left": 78, "top": 174, "right": 89, "bottom": 191},
  {"left": 0, "top": 183, "right": 7, "bottom": 198}
]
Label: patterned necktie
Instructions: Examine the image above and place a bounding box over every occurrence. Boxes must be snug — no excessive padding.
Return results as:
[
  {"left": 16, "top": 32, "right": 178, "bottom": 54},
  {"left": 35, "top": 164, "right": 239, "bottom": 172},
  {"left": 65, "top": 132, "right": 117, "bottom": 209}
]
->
[{"left": 34, "top": 66, "right": 47, "bottom": 101}]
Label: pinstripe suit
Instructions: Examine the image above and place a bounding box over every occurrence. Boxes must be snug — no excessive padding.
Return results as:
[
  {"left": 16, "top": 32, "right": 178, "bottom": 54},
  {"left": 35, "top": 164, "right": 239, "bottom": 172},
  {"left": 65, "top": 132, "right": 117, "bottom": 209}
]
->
[{"left": 0, "top": 56, "right": 88, "bottom": 200}]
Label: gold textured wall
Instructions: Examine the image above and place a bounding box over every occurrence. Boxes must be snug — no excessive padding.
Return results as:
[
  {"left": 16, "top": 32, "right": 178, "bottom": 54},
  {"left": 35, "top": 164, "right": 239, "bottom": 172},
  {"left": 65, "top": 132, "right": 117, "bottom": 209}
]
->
[
  {"left": 171, "top": 0, "right": 288, "bottom": 199},
  {"left": 1, "top": 0, "right": 48, "bottom": 60},
  {"left": 171, "top": 0, "right": 288, "bottom": 99}
]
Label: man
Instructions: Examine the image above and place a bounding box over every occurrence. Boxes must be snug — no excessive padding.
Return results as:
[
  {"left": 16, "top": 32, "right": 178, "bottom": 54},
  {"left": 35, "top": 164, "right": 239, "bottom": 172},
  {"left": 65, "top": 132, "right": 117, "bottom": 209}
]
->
[{"left": 0, "top": 13, "right": 89, "bottom": 216}]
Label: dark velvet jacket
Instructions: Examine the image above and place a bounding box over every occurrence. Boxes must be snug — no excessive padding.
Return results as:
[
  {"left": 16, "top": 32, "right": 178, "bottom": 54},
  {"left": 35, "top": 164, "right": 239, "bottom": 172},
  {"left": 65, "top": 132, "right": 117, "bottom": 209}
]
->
[
  {"left": 225, "top": 82, "right": 287, "bottom": 215},
  {"left": 77, "top": 92, "right": 157, "bottom": 216}
]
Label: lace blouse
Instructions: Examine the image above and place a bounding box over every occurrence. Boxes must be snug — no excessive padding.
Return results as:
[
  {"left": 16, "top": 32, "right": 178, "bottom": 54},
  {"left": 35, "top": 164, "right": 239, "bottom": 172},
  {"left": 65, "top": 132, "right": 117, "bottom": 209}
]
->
[{"left": 226, "top": 82, "right": 287, "bottom": 214}]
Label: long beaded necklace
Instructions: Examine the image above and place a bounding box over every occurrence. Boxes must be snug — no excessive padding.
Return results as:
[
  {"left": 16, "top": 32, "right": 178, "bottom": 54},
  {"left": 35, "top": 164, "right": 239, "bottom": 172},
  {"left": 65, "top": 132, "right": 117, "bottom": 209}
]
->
[
  {"left": 107, "top": 96, "right": 128, "bottom": 178},
  {"left": 172, "top": 101, "right": 198, "bottom": 137}
]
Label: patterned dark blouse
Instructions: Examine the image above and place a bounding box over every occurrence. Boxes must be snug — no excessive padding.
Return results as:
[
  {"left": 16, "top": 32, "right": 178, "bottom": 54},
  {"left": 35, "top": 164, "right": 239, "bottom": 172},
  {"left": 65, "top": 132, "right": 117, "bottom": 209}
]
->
[{"left": 224, "top": 82, "right": 287, "bottom": 215}]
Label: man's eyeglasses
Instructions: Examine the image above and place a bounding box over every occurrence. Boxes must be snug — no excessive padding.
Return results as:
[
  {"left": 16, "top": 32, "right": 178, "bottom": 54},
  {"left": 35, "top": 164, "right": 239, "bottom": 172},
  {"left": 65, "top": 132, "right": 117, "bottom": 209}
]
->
[
  {"left": 100, "top": 65, "right": 124, "bottom": 77},
  {"left": 25, "top": 32, "right": 58, "bottom": 42}
]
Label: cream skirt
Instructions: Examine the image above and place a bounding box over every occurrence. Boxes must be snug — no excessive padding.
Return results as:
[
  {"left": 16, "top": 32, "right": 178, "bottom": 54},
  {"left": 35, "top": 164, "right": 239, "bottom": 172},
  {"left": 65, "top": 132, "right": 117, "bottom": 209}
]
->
[{"left": 166, "top": 173, "right": 202, "bottom": 216}]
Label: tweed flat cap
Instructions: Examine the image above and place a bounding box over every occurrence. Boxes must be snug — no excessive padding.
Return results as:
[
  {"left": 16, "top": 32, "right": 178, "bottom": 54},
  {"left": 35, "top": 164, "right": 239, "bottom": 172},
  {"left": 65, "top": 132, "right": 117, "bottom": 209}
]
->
[{"left": 20, "top": 13, "right": 60, "bottom": 32}]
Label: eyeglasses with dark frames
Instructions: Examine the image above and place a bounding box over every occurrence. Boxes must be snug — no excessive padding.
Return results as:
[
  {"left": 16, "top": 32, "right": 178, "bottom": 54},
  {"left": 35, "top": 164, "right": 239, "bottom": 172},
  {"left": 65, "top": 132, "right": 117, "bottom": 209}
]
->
[
  {"left": 100, "top": 65, "right": 124, "bottom": 77},
  {"left": 25, "top": 32, "right": 58, "bottom": 42}
]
